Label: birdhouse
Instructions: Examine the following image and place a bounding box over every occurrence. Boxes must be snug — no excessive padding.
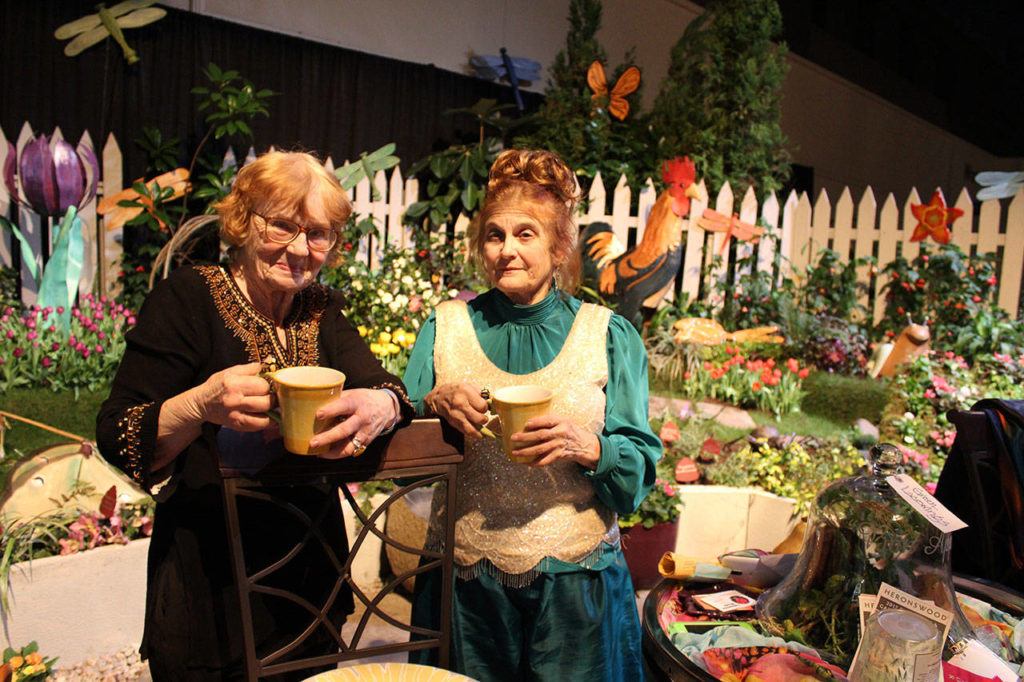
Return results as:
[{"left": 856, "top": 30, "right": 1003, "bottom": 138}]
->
[{"left": 878, "top": 321, "right": 930, "bottom": 377}]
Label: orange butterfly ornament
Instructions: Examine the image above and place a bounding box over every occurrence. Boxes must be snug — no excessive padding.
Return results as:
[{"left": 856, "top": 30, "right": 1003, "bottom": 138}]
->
[{"left": 587, "top": 61, "right": 640, "bottom": 121}]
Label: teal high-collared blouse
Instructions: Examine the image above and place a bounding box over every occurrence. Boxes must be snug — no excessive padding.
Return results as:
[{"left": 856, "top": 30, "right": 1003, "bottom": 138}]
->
[{"left": 403, "top": 287, "right": 662, "bottom": 573}]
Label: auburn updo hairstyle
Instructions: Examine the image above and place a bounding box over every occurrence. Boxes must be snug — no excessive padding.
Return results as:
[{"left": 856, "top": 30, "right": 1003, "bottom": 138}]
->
[
  {"left": 469, "top": 149, "right": 582, "bottom": 293},
  {"left": 215, "top": 151, "right": 352, "bottom": 266}
]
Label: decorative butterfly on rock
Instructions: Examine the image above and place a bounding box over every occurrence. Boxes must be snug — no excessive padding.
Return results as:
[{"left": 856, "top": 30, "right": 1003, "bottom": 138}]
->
[{"left": 587, "top": 61, "right": 640, "bottom": 121}]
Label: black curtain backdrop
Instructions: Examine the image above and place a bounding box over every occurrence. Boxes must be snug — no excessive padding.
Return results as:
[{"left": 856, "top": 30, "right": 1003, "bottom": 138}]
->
[{"left": 1, "top": 1, "right": 542, "bottom": 183}]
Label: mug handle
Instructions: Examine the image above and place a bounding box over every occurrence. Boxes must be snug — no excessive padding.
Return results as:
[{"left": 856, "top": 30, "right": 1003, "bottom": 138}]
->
[
  {"left": 264, "top": 408, "right": 281, "bottom": 425},
  {"left": 478, "top": 388, "right": 499, "bottom": 439}
]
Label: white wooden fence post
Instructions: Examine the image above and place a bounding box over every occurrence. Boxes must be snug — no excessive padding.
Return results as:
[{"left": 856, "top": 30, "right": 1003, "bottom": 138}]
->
[
  {"left": 77, "top": 130, "right": 99, "bottom": 301},
  {"left": 854, "top": 187, "right": 877, "bottom": 315},
  {"left": 1001, "top": 190, "right": 1024, "bottom": 318},
  {"left": 681, "top": 179, "right": 709, "bottom": 304},
  {"left": 759, "top": 191, "right": 780, "bottom": 281},
  {"left": 874, "top": 193, "right": 901, "bottom": 324},
  {"left": 901, "top": 188, "right": 922, "bottom": 264},
  {"left": 100, "top": 132, "right": 123, "bottom": 299}
]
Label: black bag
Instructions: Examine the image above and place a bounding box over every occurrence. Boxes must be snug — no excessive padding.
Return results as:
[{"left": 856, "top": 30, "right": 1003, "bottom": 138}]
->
[{"left": 935, "top": 399, "right": 1024, "bottom": 593}]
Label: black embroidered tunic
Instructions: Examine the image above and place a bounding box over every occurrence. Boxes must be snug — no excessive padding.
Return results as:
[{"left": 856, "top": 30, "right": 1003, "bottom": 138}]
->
[{"left": 96, "top": 265, "right": 413, "bottom": 677}]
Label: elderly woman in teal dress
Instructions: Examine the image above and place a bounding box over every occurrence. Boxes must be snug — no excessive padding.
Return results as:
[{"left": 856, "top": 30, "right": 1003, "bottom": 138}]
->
[{"left": 403, "top": 149, "right": 661, "bottom": 681}]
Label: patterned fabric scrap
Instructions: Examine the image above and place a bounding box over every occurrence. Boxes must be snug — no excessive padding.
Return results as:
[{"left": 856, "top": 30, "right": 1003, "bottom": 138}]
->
[{"left": 702, "top": 646, "right": 847, "bottom": 681}]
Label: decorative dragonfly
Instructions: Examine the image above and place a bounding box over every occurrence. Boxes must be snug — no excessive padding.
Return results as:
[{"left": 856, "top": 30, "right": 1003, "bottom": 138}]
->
[
  {"left": 696, "top": 209, "right": 765, "bottom": 255},
  {"left": 335, "top": 143, "right": 400, "bottom": 202},
  {"left": 975, "top": 170, "right": 1024, "bottom": 201},
  {"left": 54, "top": 0, "right": 167, "bottom": 65},
  {"left": 469, "top": 48, "right": 541, "bottom": 111}
]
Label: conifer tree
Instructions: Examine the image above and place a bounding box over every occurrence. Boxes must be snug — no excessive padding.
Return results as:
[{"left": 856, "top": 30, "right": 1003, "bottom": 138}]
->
[{"left": 652, "top": 0, "right": 790, "bottom": 197}]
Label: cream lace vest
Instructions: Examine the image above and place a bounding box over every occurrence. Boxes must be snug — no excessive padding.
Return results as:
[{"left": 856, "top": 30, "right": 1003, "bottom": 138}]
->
[{"left": 432, "top": 298, "right": 619, "bottom": 585}]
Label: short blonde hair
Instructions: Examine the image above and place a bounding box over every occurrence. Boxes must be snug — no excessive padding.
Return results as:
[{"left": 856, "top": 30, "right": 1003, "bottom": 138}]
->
[
  {"left": 215, "top": 151, "right": 352, "bottom": 266},
  {"left": 469, "top": 149, "right": 582, "bottom": 293}
]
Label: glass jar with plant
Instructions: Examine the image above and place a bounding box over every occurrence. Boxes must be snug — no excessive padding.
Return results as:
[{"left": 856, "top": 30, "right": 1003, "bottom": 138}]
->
[{"left": 757, "top": 443, "right": 973, "bottom": 666}]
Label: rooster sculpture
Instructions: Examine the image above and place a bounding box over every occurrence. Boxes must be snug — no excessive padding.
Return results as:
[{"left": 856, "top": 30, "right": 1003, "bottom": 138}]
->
[{"left": 583, "top": 157, "right": 703, "bottom": 327}]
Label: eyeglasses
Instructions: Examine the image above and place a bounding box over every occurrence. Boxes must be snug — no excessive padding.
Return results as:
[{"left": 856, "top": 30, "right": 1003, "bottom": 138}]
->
[{"left": 253, "top": 212, "right": 338, "bottom": 252}]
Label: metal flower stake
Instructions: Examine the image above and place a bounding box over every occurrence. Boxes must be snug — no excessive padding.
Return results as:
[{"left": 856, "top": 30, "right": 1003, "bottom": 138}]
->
[{"left": 2, "top": 130, "right": 99, "bottom": 331}]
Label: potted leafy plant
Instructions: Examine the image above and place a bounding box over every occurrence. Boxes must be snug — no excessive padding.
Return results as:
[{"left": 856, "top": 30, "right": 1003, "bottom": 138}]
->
[{"left": 619, "top": 478, "right": 681, "bottom": 589}]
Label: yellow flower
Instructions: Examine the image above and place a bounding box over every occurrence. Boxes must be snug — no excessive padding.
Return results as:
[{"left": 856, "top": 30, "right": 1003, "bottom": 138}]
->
[
  {"left": 24, "top": 653, "right": 42, "bottom": 666},
  {"left": 378, "top": 331, "right": 392, "bottom": 344},
  {"left": 386, "top": 343, "right": 401, "bottom": 355},
  {"left": 370, "top": 343, "right": 384, "bottom": 356},
  {"left": 392, "top": 330, "right": 408, "bottom": 346},
  {"left": 9, "top": 655, "right": 23, "bottom": 669},
  {"left": 404, "top": 332, "right": 417, "bottom": 347},
  {"left": 357, "top": 325, "right": 368, "bottom": 337}
]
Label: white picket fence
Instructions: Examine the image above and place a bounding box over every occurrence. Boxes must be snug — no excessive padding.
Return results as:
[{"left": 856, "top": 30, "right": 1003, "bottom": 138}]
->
[{"left": 2, "top": 123, "right": 1022, "bottom": 321}]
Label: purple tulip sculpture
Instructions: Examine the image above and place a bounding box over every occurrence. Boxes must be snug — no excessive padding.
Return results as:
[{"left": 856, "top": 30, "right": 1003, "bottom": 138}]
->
[
  {"left": 4, "top": 131, "right": 99, "bottom": 219},
  {"left": 2, "top": 131, "right": 99, "bottom": 331}
]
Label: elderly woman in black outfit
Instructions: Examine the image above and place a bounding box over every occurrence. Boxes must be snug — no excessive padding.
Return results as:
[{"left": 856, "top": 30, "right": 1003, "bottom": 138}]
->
[{"left": 97, "top": 151, "right": 413, "bottom": 680}]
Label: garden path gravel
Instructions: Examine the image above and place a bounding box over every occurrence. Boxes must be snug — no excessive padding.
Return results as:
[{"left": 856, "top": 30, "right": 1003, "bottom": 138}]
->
[{"left": 50, "top": 646, "right": 151, "bottom": 681}]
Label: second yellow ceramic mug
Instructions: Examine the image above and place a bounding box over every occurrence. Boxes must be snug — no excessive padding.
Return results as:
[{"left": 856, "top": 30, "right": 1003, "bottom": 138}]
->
[
  {"left": 482, "top": 385, "right": 553, "bottom": 463},
  {"left": 269, "top": 366, "right": 346, "bottom": 455}
]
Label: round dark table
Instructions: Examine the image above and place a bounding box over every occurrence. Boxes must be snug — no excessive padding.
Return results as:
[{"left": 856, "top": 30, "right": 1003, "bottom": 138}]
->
[{"left": 642, "top": 574, "right": 1024, "bottom": 681}]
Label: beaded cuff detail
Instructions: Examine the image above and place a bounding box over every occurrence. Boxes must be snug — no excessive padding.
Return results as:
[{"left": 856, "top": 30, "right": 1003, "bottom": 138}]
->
[{"left": 117, "top": 402, "right": 154, "bottom": 487}]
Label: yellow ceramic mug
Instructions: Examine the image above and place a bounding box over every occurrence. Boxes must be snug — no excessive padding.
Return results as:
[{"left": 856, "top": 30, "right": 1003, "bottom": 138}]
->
[
  {"left": 269, "top": 366, "right": 346, "bottom": 455},
  {"left": 482, "top": 385, "right": 553, "bottom": 463}
]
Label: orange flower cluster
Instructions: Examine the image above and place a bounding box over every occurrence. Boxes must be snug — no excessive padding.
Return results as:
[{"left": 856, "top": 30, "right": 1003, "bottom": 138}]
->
[{"left": 687, "top": 347, "right": 810, "bottom": 417}]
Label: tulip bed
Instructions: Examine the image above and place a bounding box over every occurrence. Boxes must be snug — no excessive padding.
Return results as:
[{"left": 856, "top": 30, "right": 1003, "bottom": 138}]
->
[{"left": 0, "top": 295, "right": 134, "bottom": 395}]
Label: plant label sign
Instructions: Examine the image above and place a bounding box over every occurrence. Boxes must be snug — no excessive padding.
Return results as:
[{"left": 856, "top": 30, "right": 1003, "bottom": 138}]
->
[{"left": 885, "top": 474, "right": 967, "bottom": 533}]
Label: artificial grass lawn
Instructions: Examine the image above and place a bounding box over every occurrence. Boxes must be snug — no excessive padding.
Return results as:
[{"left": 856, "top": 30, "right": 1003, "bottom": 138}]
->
[
  {"left": 649, "top": 369, "right": 887, "bottom": 441},
  {"left": 0, "top": 387, "right": 108, "bottom": 488}
]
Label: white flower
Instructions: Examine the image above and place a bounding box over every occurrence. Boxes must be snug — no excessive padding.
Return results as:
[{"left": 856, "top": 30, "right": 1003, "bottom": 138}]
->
[
  {"left": 353, "top": 280, "right": 363, "bottom": 291},
  {"left": 447, "top": 288, "right": 459, "bottom": 298},
  {"left": 401, "top": 275, "right": 414, "bottom": 286},
  {"left": 903, "top": 411, "right": 915, "bottom": 420},
  {"left": 388, "top": 300, "right": 401, "bottom": 312},
  {"left": 348, "top": 266, "right": 357, "bottom": 276},
  {"left": 395, "top": 257, "right": 407, "bottom": 268},
  {"left": 395, "top": 294, "right": 409, "bottom": 306},
  {"left": 380, "top": 292, "right": 394, "bottom": 304}
]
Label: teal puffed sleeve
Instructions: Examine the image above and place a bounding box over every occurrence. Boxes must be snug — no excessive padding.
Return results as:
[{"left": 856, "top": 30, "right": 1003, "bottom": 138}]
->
[
  {"left": 403, "top": 311, "right": 438, "bottom": 415},
  {"left": 587, "top": 313, "right": 662, "bottom": 516}
]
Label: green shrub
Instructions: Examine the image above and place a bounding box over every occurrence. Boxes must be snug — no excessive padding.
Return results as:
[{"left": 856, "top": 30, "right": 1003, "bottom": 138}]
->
[{"left": 800, "top": 372, "right": 888, "bottom": 424}]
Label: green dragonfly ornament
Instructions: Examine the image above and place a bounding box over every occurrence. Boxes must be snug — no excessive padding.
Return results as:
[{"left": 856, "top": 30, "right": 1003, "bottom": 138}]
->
[
  {"left": 55, "top": 1, "right": 167, "bottom": 65},
  {"left": 335, "top": 144, "right": 400, "bottom": 201}
]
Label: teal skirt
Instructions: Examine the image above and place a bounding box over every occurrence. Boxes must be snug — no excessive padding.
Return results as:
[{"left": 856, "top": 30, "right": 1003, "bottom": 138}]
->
[{"left": 410, "top": 551, "right": 644, "bottom": 682}]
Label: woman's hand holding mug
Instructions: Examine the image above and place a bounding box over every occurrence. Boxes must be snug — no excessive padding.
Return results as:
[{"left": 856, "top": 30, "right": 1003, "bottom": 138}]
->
[
  {"left": 424, "top": 382, "right": 490, "bottom": 438},
  {"left": 192, "top": 362, "right": 274, "bottom": 431}
]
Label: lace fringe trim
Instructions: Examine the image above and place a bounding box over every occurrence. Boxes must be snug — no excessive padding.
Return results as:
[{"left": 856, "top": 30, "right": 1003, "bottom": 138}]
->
[{"left": 426, "top": 539, "right": 616, "bottom": 588}]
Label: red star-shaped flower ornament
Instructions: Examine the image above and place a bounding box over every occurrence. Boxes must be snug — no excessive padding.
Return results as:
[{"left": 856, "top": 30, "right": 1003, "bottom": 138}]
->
[
  {"left": 910, "top": 191, "right": 963, "bottom": 244},
  {"left": 661, "top": 156, "right": 701, "bottom": 217}
]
